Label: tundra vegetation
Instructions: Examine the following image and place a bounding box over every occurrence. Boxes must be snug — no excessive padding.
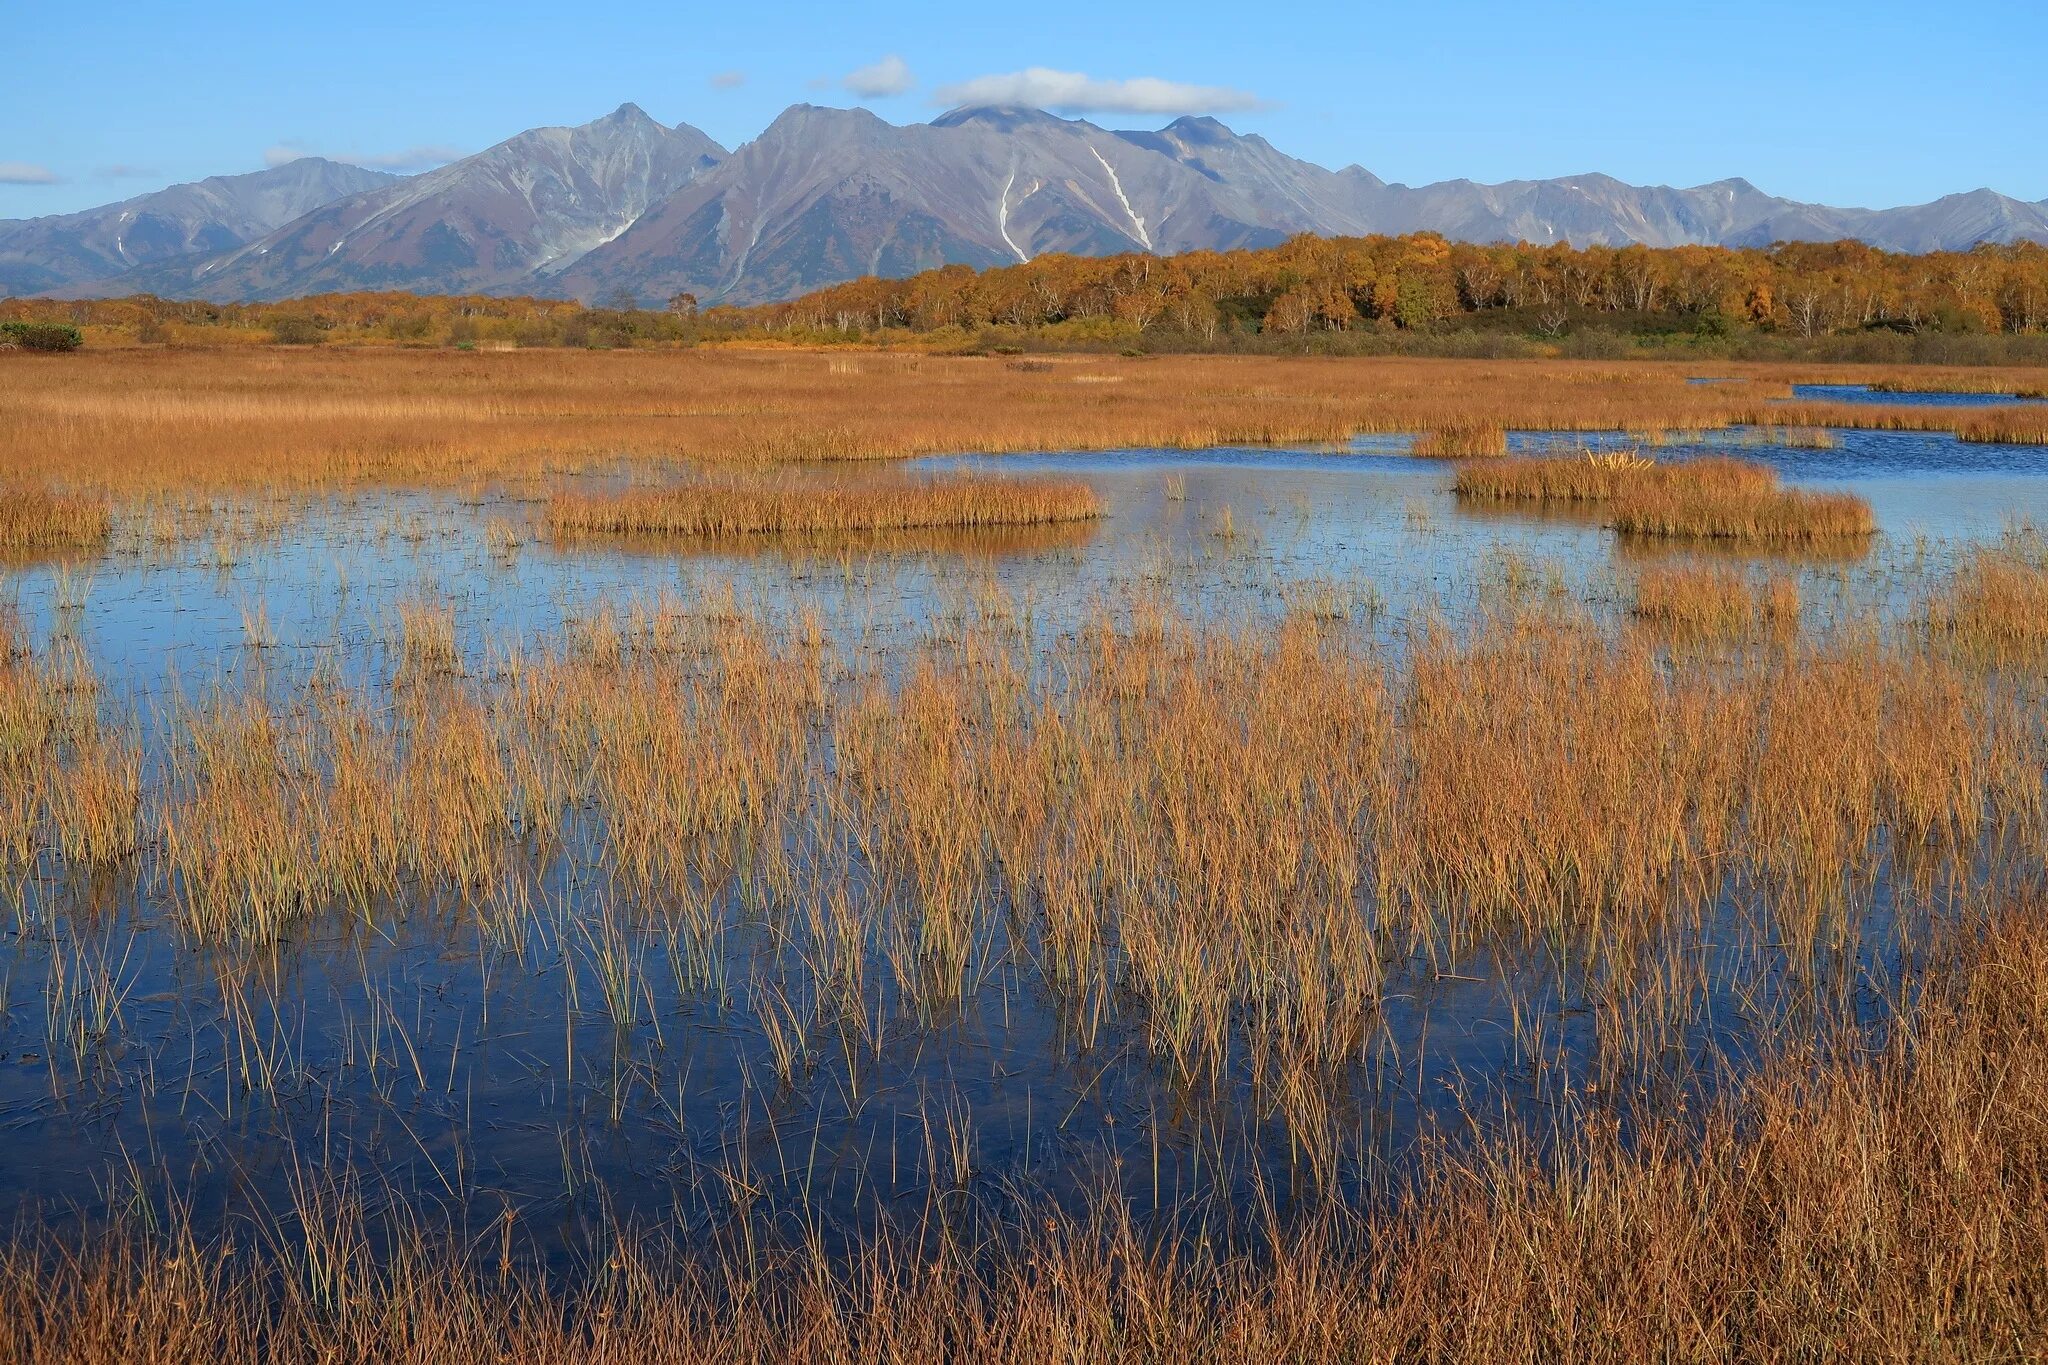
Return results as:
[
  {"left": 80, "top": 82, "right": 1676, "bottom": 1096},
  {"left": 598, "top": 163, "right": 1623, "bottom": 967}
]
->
[
  {"left": 3, "top": 348, "right": 2048, "bottom": 501},
  {"left": 0, "top": 316, "right": 2046, "bottom": 1360},
  {"left": 2, "top": 531, "right": 2048, "bottom": 1357}
]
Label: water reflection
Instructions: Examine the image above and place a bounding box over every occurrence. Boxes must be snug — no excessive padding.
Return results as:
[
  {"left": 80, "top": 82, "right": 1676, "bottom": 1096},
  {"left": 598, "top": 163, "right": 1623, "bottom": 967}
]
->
[{"left": 0, "top": 426, "right": 2043, "bottom": 1267}]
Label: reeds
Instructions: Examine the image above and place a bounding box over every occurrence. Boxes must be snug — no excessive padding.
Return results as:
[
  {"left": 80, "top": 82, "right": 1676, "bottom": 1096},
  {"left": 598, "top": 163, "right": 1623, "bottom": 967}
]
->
[
  {"left": 546, "top": 473, "right": 1104, "bottom": 539},
  {"left": 1608, "top": 484, "right": 1877, "bottom": 542},
  {"left": 6, "top": 349, "right": 2037, "bottom": 497},
  {"left": 2, "top": 895, "right": 2043, "bottom": 1361},
  {"left": 57, "top": 584, "right": 2041, "bottom": 982},
  {"left": 1454, "top": 452, "right": 1875, "bottom": 542},
  {"left": 1632, "top": 564, "right": 1799, "bottom": 638},
  {"left": 1412, "top": 419, "right": 1507, "bottom": 458},
  {"left": 1958, "top": 409, "right": 2048, "bottom": 445},
  {"left": 1926, "top": 535, "right": 2048, "bottom": 652},
  {"left": 0, "top": 483, "right": 111, "bottom": 549},
  {"left": 1452, "top": 452, "right": 1774, "bottom": 503}
]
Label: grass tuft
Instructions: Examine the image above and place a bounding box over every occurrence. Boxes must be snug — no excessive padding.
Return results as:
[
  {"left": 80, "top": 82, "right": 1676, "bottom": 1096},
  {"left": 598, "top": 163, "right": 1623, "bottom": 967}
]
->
[
  {"left": 1632, "top": 564, "right": 1799, "bottom": 638},
  {"left": 1926, "top": 536, "right": 2048, "bottom": 652},
  {"left": 1609, "top": 485, "right": 1875, "bottom": 542},
  {"left": 0, "top": 484, "right": 111, "bottom": 550},
  {"left": 547, "top": 473, "right": 1104, "bottom": 539},
  {"left": 1412, "top": 419, "right": 1507, "bottom": 458}
]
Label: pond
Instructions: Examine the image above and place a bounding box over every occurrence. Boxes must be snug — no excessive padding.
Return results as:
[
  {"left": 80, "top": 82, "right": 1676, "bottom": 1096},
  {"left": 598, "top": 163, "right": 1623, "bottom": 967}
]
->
[{"left": 1, "top": 424, "right": 2043, "bottom": 1271}]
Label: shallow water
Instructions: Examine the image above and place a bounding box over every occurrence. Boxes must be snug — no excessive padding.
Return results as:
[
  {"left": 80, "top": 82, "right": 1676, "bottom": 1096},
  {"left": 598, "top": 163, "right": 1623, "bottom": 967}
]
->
[
  {"left": 1, "top": 426, "right": 2042, "bottom": 1264},
  {"left": 1790, "top": 382, "right": 2045, "bottom": 407}
]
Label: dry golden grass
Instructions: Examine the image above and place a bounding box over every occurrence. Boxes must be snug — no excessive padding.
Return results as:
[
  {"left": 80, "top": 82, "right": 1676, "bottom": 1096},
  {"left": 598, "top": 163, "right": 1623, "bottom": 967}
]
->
[
  {"left": 1454, "top": 451, "right": 1874, "bottom": 543},
  {"left": 1453, "top": 451, "right": 1775, "bottom": 503},
  {"left": 1926, "top": 537, "right": 2048, "bottom": 652},
  {"left": 1411, "top": 418, "right": 1508, "bottom": 458},
  {"left": 1609, "top": 484, "right": 1877, "bottom": 542},
  {"left": 0, "top": 630, "right": 137, "bottom": 873},
  {"left": 546, "top": 472, "right": 1103, "bottom": 539},
  {"left": 1958, "top": 409, "right": 2048, "bottom": 445},
  {"left": 1632, "top": 564, "right": 1800, "bottom": 638},
  {"left": 6, "top": 348, "right": 2042, "bottom": 497},
  {"left": 78, "top": 588, "right": 2028, "bottom": 1003},
  {"left": 0, "top": 483, "right": 111, "bottom": 549}
]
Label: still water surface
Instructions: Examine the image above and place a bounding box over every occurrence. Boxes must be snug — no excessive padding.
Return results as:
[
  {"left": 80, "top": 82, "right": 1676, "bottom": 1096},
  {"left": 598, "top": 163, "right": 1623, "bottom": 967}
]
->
[{"left": 1, "top": 422, "right": 2042, "bottom": 1263}]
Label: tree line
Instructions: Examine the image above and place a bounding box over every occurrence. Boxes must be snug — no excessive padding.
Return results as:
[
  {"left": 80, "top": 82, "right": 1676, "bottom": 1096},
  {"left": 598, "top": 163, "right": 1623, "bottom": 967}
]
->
[
  {"left": 7, "top": 234, "right": 2047, "bottom": 359},
  {"left": 721, "top": 234, "right": 2048, "bottom": 344}
]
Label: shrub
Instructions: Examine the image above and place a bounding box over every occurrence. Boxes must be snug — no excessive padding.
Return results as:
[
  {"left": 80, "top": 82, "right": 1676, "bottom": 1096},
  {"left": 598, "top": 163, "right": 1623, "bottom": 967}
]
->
[
  {"left": 268, "top": 316, "right": 325, "bottom": 346},
  {"left": 0, "top": 321, "right": 84, "bottom": 353}
]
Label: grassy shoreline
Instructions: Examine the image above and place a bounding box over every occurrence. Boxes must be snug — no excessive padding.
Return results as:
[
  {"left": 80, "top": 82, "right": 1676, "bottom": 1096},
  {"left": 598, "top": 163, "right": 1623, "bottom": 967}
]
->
[{"left": 4, "top": 349, "right": 2047, "bottom": 497}]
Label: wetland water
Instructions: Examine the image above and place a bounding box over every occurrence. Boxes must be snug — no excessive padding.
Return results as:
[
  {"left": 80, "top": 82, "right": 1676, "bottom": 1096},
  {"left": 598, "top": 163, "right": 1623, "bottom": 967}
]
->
[{"left": 3, "top": 421, "right": 2045, "bottom": 1269}]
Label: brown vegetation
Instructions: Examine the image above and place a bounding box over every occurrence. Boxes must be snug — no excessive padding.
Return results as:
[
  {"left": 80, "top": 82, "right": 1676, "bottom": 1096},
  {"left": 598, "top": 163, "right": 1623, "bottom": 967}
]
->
[
  {"left": 546, "top": 472, "right": 1104, "bottom": 539},
  {"left": 1453, "top": 451, "right": 1774, "bottom": 502},
  {"left": 1958, "top": 409, "right": 2048, "bottom": 444},
  {"left": 0, "top": 483, "right": 111, "bottom": 549},
  {"left": 1411, "top": 419, "right": 1508, "bottom": 458},
  {"left": 6, "top": 348, "right": 2047, "bottom": 498},
  {"left": 1454, "top": 451, "right": 1874, "bottom": 543},
  {"left": 3, "top": 893, "right": 2042, "bottom": 1362},
  {"left": 1609, "top": 484, "right": 1877, "bottom": 542},
  {"left": 1632, "top": 564, "right": 1800, "bottom": 638},
  {"left": 23, "top": 591, "right": 2027, "bottom": 995},
  {"left": 1926, "top": 535, "right": 2048, "bottom": 652}
]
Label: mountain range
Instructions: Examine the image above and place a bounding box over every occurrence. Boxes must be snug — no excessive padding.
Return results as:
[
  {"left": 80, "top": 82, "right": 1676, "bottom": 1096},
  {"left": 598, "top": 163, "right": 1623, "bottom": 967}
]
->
[{"left": 7, "top": 103, "right": 2046, "bottom": 306}]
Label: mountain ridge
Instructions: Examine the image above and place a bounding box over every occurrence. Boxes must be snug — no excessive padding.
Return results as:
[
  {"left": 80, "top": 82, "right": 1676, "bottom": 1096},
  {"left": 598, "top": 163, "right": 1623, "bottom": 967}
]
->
[
  {"left": 16, "top": 103, "right": 2048, "bottom": 305},
  {"left": 95, "top": 105, "right": 726, "bottom": 300},
  {"left": 0, "top": 159, "right": 399, "bottom": 297}
]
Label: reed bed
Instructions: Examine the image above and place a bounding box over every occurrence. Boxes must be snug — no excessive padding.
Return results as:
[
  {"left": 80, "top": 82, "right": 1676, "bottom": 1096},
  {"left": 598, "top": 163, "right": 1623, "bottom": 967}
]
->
[
  {"left": 1609, "top": 484, "right": 1877, "bottom": 542},
  {"left": 1926, "top": 536, "right": 2048, "bottom": 653},
  {"left": 36, "top": 588, "right": 2027, "bottom": 1008},
  {"left": 1632, "top": 564, "right": 1800, "bottom": 638},
  {"left": 1454, "top": 451, "right": 1875, "bottom": 543},
  {"left": 1411, "top": 419, "right": 1508, "bottom": 458},
  {"left": 1958, "top": 409, "right": 2048, "bottom": 445},
  {"left": 2, "top": 895, "right": 2042, "bottom": 1362},
  {"left": 1452, "top": 451, "right": 1774, "bottom": 503},
  {"left": 7, "top": 349, "right": 2043, "bottom": 497},
  {"left": 6, "top": 571, "right": 2048, "bottom": 1357},
  {"left": 546, "top": 473, "right": 1103, "bottom": 539},
  {"left": 0, "top": 623, "right": 137, "bottom": 873},
  {"left": 0, "top": 483, "right": 111, "bottom": 549}
]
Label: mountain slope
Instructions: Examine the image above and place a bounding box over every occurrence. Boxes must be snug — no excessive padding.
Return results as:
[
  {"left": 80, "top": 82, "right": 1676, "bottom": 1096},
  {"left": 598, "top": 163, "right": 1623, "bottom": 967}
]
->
[
  {"left": 19, "top": 104, "right": 2047, "bottom": 306},
  {"left": 0, "top": 159, "right": 399, "bottom": 295},
  {"left": 560, "top": 107, "right": 2048, "bottom": 307},
  {"left": 100, "top": 105, "right": 725, "bottom": 300},
  {"left": 556, "top": 104, "right": 1383, "bottom": 305}
]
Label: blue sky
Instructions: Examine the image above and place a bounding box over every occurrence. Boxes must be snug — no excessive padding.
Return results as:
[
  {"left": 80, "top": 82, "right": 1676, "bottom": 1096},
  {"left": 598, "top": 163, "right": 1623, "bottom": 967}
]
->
[{"left": 5, "top": 0, "right": 2043, "bottom": 219}]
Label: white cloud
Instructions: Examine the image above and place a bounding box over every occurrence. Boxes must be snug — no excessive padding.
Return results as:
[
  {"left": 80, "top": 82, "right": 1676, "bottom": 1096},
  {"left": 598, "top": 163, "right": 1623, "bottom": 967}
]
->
[
  {"left": 932, "top": 68, "right": 1266, "bottom": 115},
  {"left": 709, "top": 70, "right": 746, "bottom": 90},
  {"left": 264, "top": 141, "right": 462, "bottom": 173},
  {"left": 844, "top": 54, "right": 914, "bottom": 99},
  {"left": 0, "top": 161, "right": 62, "bottom": 185}
]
